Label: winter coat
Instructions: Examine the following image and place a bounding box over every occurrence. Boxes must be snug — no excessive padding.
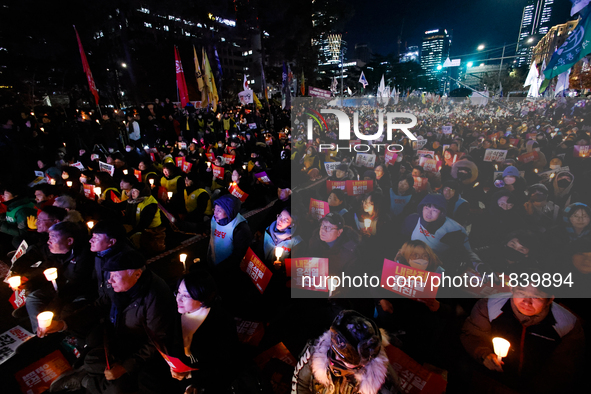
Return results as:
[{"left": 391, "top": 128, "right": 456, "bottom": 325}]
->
[
  {"left": 94, "top": 241, "right": 136, "bottom": 299},
  {"left": 0, "top": 196, "right": 36, "bottom": 237},
  {"left": 307, "top": 226, "right": 362, "bottom": 280},
  {"left": 292, "top": 329, "right": 399, "bottom": 394}
]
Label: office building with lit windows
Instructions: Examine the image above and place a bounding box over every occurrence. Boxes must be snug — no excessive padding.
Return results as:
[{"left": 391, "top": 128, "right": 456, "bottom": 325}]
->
[
  {"left": 516, "top": 0, "right": 555, "bottom": 67},
  {"left": 421, "top": 29, "right": 451, "bottom": 91}
]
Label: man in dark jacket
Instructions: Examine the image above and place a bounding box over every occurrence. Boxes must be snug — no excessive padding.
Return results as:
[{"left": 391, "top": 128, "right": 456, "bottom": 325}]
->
[{"left": 41, "top": 250, "right": 176, "bottom": 394}]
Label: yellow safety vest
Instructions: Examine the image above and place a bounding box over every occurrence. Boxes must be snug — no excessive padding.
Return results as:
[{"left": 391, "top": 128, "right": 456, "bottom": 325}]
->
[
  {"left": 136, "top": 195, "right": 161, "bottom": 228},
  {"left": 184, "top": 188, "right": 213, "bottom": 215},
  {"left": 160, "top": 175, "right": 181, "bottom": 194},
  {"left": 101, "top": 187, "right": 121, "bottom": 202}
]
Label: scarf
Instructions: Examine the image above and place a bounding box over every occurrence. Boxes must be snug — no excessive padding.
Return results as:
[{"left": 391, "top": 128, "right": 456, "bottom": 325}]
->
[
  {"left": 269, "top": 220, "right": 292, "bottom": 243},
  {"left": 181, "top": 307, "right": 210, "bottom": 359},
  {"left": 419, "top": 215, "right": 446, "bottom": 235},
  {"left": 127, "top": 196, "right": 147, "bottom": 205}
]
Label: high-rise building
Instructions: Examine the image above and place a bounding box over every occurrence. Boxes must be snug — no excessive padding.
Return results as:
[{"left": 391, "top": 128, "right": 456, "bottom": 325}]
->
[
  {"left": 400, "top": 46, "right": 420, "bottom": 63},
  {"left": 420, "top": 29, "right": 451, "bottom": 82},
  {"left": 516, "top": 0, "right": 556, "bottom": 67}
]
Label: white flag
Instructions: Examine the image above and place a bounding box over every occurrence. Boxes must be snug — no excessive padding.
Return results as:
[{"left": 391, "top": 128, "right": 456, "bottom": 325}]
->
[
  {"left": 524, "top": 62, "right": 539, "bottom": 87},
  {"left": 378, "top": 75, "right": 385, "bottom": 96},
  {"left": 347, "top": 86, "right": 352, "bottom": 96},
  {"left": 359, "top": 71, "right": 368, "bottom": 88},
  {"left": 555, "top": 69, "right": 571, "bottom": 96}
]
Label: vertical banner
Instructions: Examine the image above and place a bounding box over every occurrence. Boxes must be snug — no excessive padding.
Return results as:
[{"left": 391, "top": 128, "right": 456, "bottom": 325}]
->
[
  {"left": 240, "top": 248, "right": 273, "bottom": 294},
  {"left": 174, "top": 46, "right": 189, "bottom": 108},
  {"left": 74, "top": 26, "right": 99, "bottom": 105}
]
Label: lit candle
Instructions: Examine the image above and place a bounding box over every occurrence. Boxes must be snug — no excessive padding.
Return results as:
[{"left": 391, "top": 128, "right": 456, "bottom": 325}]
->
[
  {"left": 87, "top": 221, "right": 95, "bottom": 229},
  {"left": 274, "top": 247, "right": 283, "bottom": 267},
  {"left": 534, "top": 168, "right": 538, "bottom": 173},
  {"left": 494, "top": 164, "right": 499, "bottom": 170},
  {"left": 180, "top": 253, "right": 188, "bottom": 271},
  {"left": 37, "top": 311, "right": 54, "bottom": 329},
  {"left": 364, "top": 218, "right": 372, "bottom": 229},
  {"left": 43, "top": 268, "right": 58, "bottom": 292},
  {"left": 207, "top": 162, "right": 211, "bottom": 168},
  {"left": 94, "top": 187, "right": 101, "bottom": 196},
  {"left": 149, "top": 178, "right": 155, "bottom": 185},
  {"left": 49, "top": 178, "right": 56, "bottom": 185},
  {"left": 66, "top": 180, "right": 72, "bottom": 187},
  {"left": 242, "top": 164, "right": 246, "bottom": 170},
  {"left": 123, "top": 169, "right": 128, "bottom": 175},
  {"left": 167, "top": 191, "right": 173, "bottom": 199},
  {"left": 492, "top": 337, "right": 511, "bottom": 361},
  {"left": 473, "top": 182, "right": 480, "bottom": 188},
  {"left": 7, "top": 276, "right": 21, "bottom": 290}
]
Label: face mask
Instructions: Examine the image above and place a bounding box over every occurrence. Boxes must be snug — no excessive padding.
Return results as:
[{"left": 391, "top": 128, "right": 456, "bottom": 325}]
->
[
  {"left": 549, "top": 164, "right": 560, "bottom": 170},
  {"left": 557, "top": 179, "right": 571, "bottom": 188},
  {"left": 534, "top": 147, "right": 540, "bottom": 152},
  {"left": 126, "top": 147, "right": 132, "bottom": 152},
  {"left": 396, "top": 155, "right": 403, "bottom": 162},
  {"left": 409, "top": 259, "right": 429, "bottom": 270}
]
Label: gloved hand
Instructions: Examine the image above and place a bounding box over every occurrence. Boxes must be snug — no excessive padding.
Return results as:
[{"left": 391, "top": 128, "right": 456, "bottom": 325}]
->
[{"left": 27, "top": 215, "right": 37, "bottom": 230}]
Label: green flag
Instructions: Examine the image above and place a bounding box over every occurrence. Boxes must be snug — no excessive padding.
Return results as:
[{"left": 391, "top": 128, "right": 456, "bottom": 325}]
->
[{"left": 544, "top": 9, "right": 591, "bottom": 80}]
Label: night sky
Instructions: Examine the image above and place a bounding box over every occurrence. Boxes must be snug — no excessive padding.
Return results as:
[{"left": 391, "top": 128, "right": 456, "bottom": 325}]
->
[{"left": 342, "top": 0, "right": 572, "bottom": 60}]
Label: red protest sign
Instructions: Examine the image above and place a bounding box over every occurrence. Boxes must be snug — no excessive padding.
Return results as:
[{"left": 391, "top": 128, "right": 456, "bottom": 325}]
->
[
  {"left": 156, "top": 348, "right": 196, "bottom": 373},
  {"left": 241, "top": 248, "right": 273, "bottom": 294},
  {"left": 309, "top": 198, "right": 330, "bottom": 220},
  {"left": 418, "top": 157, "right": 442, "bottom": 173},
  {"left": 212, "top": 164, "right": 223, "bottom": 180},
  {"left": 385, "top": 345, "right": 447, "bottom": 394},
  {"left": 284, "top": 258, "right": 292, "bottom": 277},
  {"left": 205, "top": 151, "right": 215, "bottom": 162},
  {"left": 182, "top": 161, "right": 193, "bottom": 173},
  {"left": 413, "top": 176, "right": 428, "bottom": 193},
  {"left": 149, "top": 152, "right": 156, "bottom": 162},
  {"left": 385, "top": 151, "right": 398, "bottom": 165},
  {"left": 574, "top": 145, "right": 590, "bottom": 158},
  {"left": 345, "top": 180, "right": 374, "bottom": 196},
  {"left": 134, "top": 169, "right": 142, "bottom": 182},
  {"left": 517, "top": 151, "right": 539, "bottom": 163},
  {"left": 291, "top": 258, "right": 329, "bottom": 292},
  {"left": 15, "top": 350, "right": 72, "bottom": 394},
  {"left": 229, "top": 183, "right": 249, "bottom": 202},
  {"left": 223, "top": 154, "right": 236, "bottom": 164},
  {"left": 253, "top": 342, "right": 297, "bottom": 370},
  {"left": 254, "top": 171, "right": 272, "bottom": 185},
  {"left": 9, "top": 288, "right": 27, "bottom": 309},
  {"left": 326, "top": 180, "right": 347, "bottom": 194},
  {"left": 380, "top": 259, "right": 440, "bottom": 301},
  {"left": 175, "top": 157, "right": 185, "bottom": 168},
  {"left": 483, "top": 149, "right": 508, "bottom": 163},
  {"left": 83, "top": 184, "right": 95, "bottom": 200},
  {"left": 235, "top": 318, "right": 265, "bottom": 346},
  {"left": 509, "top": 138, "right": 520, "bottom": 146}
]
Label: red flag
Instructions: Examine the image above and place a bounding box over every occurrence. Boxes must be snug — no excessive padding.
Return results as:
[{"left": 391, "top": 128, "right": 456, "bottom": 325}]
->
[
  {"left": 74, "top": 26, "right": 99, "bottom": 105},
  {"left": 174, "top": 46, "right": 189, "bottom": 108}
]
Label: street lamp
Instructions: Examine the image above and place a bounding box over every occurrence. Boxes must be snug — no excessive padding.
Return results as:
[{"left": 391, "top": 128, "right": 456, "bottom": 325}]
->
[
  {"left": 121, "top": 62, "right": 127, "bottom": 68},
  {"left": 436, "top": 64, "right": 443, "bottom": 70},
  {"left": 477, "top": 44, "right": 485, "bottom": 51},
  {"left": 467, "top": 61, "right": 473, "bottom": 68}
]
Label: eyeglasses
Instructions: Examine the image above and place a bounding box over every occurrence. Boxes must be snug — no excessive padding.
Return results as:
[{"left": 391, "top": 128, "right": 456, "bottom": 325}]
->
[
  {"left": 572, "top": 214, "right": 590, "bottom": 220},
  {"left": 320, "top": 225, "right": 339, "bottom": 232},
  {"left": 277, "top": 214, "right": 291, "bottom": 223}
]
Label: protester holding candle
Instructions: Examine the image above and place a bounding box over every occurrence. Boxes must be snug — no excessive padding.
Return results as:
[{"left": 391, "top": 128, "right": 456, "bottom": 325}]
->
[{"left": 123, "top": 182, "right": 165, "bottom": 254}]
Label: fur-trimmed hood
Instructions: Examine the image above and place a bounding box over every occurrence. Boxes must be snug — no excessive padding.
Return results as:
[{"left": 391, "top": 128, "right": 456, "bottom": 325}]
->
[{"left": 310, "top": 328, "right": 395, "bottom": 394}]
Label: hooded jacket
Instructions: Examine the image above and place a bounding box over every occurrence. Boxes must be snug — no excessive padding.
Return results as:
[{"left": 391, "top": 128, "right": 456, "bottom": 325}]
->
[
  {"left": 292, "top": 329, "right": 399, "bottom": 394},
  {"left": 1, "top": 196, "right": 36, "bottom": 237}
]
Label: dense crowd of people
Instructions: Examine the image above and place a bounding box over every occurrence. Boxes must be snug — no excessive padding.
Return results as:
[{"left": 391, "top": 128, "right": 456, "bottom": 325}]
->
[{"left": 0, "top": 95, "right": 590, "bottom": 393}]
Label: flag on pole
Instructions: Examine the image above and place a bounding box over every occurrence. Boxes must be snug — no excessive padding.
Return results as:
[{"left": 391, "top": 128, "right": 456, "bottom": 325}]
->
[
  {"left": 74, "top": 26, "right": 99, "bottom": 106},
  {"left": 202, "top": 48, "right": 218, "bottom": 112},
  {"left": 377, "top": 74, "right": 385, "bottom": 96},
  {"left": 282, "top": 62, "right": 292, "bottom": 109},
  {"left": 174, "top": 46, "right": 189, "bottom": 108},
  {"left": 253, "top": 92, "right": 263, "bottom": 110},
  {"left": 571, "top": 0, "right": 590, "bottom": 16},
  {"left": 524, "top": 61, "right": 539, "bottom": 87},
  {"left": 193, "top": 45, "right": 206, "bottom": 107},
  {"left": 330, "top": 76, "right": 338, "bottom": 93},
  {"left": 213, "top": 45, "right": 223, "bottom": 99},
  {"left": 243, "top": 75, "right": 249, "bottom": 91},
  {"left": 301, "top": 71, "right": 305, "bottom": 96},
  {"left": 544, "top": 7, "right": 591, "bottom": 81},
  {"left": 359, "top": 71, "right": 368, "bottom": 88},
  {"left": 499, "top": 81, "right": 503, "bottom": 98},
  {"left": 555, "top": 69, "right": 571, "bottom": 96},
  {"left": 347, "top": 86, "right": 352, "bottom": 96}
]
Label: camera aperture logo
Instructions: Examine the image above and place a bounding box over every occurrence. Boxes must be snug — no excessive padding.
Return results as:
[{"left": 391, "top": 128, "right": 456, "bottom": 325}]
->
[{"left": 306, "top": 109, "right": 417, "bottom": 153}]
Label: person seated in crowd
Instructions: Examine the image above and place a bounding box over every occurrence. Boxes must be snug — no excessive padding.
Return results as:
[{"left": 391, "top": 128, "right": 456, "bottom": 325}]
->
[
  {"left": 161, "top": 162, "right": 185, "bottom": 197},
  {"left": 119, "top": 174, "right": 138, "bottom": 202},
  {"left": 123, "top": 182, "right": 165, "bottom": 254},
  {"left": 327, "top": 189, "right": 349, "bottom": 216},
  {"left": 162, "top": 270, "right": 238, "bottom": 394},
  {"left": 522, "top": 184, "right": 558, "bottom": 233},
  {"left": 328, "top": 163, "right": 355, "bottom": 182},
  {"left": 41, "top": 250, "right": 177, "bottom": 394},
  {"left": 292, "top": 310, "right": 399, "bottom": 394},
  {"left": 53, "top": 195, "right": 85, "bottom": 226},
  {"left": 461, "top": 281, "right": 584, "bottom": 393},
  {"left": 389, "top": 174, "right": 419, "bottom": 220},
  {"left": 498, "top": 166, "right": 527, "bottom": 204},
  {"left": 181, "top": 172, "right": 213, "bottom": 227},
  {"left": 441, "top": 180, "right": 469, "bottom": 228},
  {"left": 25, "top": 221, "right": 95, "bottom": 331},
  {"left": 543, "top": 202, "right": 590, "bottom": 257},
  {"left": 402, "top": 194, "right": 482, "bottom": 274},
  {"left": 1, "top": 184, "right": 37, "bottom": 247},
  {"left": 33, "top": 184, "right": 57, "bottom": 213}
]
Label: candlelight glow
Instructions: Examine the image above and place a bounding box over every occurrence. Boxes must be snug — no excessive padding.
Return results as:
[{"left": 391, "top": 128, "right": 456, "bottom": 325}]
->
[
  {"left": 43, "top": 268, "right": 58, "bottom": 282},
  {"left": 275, "top": 247, "right": 283, "bottom": 259},
  {"left": 123, "top": 169, "right": 128, "bottom": 175},
  {"left": 66, "top": 180, "right": 73, "bottom": 187},
  {"left": 364, "top": 219, "right": 371, "bottom": 228},
  {"left": 149, "top": 179, "right": 155, "bottom": 185},
  {"left": 207, "top": 162, "right": 211, "bottom": 168},
  {"left": 179, "top": 253, "right": 187, "bottom": 263},
  {"left": 493, "top": 337, "right": 511, "bottom": 359},
  {"left": 7, "top": 276, "right": 21, "bottom": 290},
  {"left": 167, "top": 191, "right": 173, "bottom": 199},
  {"left": 87, "top": 221, "right": 95, "bottom": 229},
  {"left": 94, "top": 187, "right": 101, "bottom": 196},
  {"left": 37, "top": 311, "right": 54, "bottom": 329}
]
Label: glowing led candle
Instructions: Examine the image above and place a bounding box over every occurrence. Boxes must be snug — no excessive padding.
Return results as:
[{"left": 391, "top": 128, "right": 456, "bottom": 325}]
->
[
  {"left": 123, "top": 169, "right": 128, "bottom": 175},
  {"left": 66, "top": 181, "right": 72, "bottom": 187},
  {"left": 7, "top": 276, "right": 21, "bottom": 290},
  {"left": 274, "top": 247, "right": 283, "bottom": 267},
  {"left": 364, "top": 219, "right": 371, "bottom": 229},
  {"left": 180, "top": 253, "right": 187, "bottom": 271},
  {"left": 167, "top": 191, "right": 173, "bottom": 199},
  {"left": 493, "top": 337, "right": 510, "bottom": 361},
  {"left": 37, "top": 311, "right": 54, "bottom": 329},
  {"left": 149, "top": 179, "right": 155, "bottom": 185},
  {"left": 44, "top": 268, "right": 58, "bottom": 291},
  {"left": 87, "top": 221, "right": 95, "bottom": 229},
  {"left": 94, "top": 187, "right": 101, "bottom": 196}
]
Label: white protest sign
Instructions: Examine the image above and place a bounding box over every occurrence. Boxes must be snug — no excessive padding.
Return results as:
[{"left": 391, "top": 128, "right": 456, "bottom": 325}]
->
[
  {"left": 483, "top": 149, "right": 508, "bottom": 162},
  {"left": 324, "top": 162, "right": 341, "bottom": 177},
  {"left": 0, "top": 326, "right": 34, "bottom": 365},
  {"left": 417, "top": 150, "right": 435, "bottom": 158},
  {"left": 71, "top": 162, "right": 85, "bottom": 171},
  {"left": 442, "top": 125, "right": 452, "bottom": 134},
  {"left": 238, "top": 89, "right": 254, "bottom": 105},
  {"left": 34, "top": 171, "right": 44, "bottom": 178},
  {"left": 355, "top": 153, "right": 376, "bottom": 168},
  {"left": 99, "top": 161, "right": 115, "bottom": 176}
]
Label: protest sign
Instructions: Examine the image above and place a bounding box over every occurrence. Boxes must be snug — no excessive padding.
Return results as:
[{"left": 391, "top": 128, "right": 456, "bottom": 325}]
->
[
  {"left": 238, "top": 89, "right": 254, "bottom": 105},
  {"left": 182, "top": 161, "right": 193, "bottom": 173},
  {"left": 175, "top": 157, "right": 184, "bottom": 168},
  {"left": 324, "top": 162, "right": 341, "bottom": 176},
  {"left": 212, "top": 164, "right": 223, "bottom": 180},
  {"left": 28, "top": 176, "right": 46, "bottom": 187},
  {"left": 380, "top": 259, "right": 440, "bottom": 300},
  {"left": 384, "top": 151, "right": 398, "bottom": 165},
  {"left": 34, "top": 171, "right": 44, "bottom": 178},
  {"left": 223, "top": 154, "right": 236, "bottom": 164},
  {"left": 248, "top": 123, "right": 257, "bottom": 130},
  {"left": 416, "top": 150, "right": 435, "bottom": 159},
  {"left": 134, "top": 169, "right": 142, "bottom": 182},
  {"left": 326, "top": 180, "right": 347, "bottom": 194},
  {"left": 9, "top": 288, "right": 26, "bottom": 309},
  {"left": 413, "top": 176, "right": 428, "bottom": 193},
  {"left": 308, "top": 86, "right": 332, "bottom": 98},
  {"left": 254, "top": 172, "right": 272, "bottom": 185},
  {"left": 205, "top": 151, "right": 215, "bottom": 162},
  {"left": 14, "top": 350, "right": 71, "bottom": 394},
  {"left": 11, "top": 240, "right": 28, "bottom": 265},
  {"left": 90, "top": 153, "right": 99, "bottom": 161},
  {"left": 309, "top": 198, "right": 330, "bottom": 220},
  {"left": 574, "top": 145, "right": 590, "bottom": 158},
  {"left": 241, "top": 248, "right": 273, "bottom": 294},
  {"left": 418, "top": 157, "right": 442, "bottom": 173},
  {"left": 538, "top": 166, "right": 569, "bottom": 182},
  {"left": 229, "top": 183, "right": 249, "bottom": 202},
  {"left": 385, "top": 345, "right": 448, "bottom": 394},
  {"left": 235, "top": 318, "right": 265, "bottom": 346},
  {"left": 517, "top": 151, "right": 539, "bottom": 164},
  {"left": 253, "top": 342, "right": 297, "bottom": 370},
  {"left": 83, "top": 184, "right": 95, "bottom": 200},
  {"left": 355, "top": 153, "right": 376, "bottom": 168},
  {"left": 483, "top": 149, "right": 508, "bottom": 162},
  {"left": 179, "top": 141, "right": 187, "bottom": 150},
  {"left": 0, "top": 326, "right": 34, "bottom": 365},
  {"left": 98, "top": 161, "right": 115, "bottom": 176},
  {"left": 346, "top": 180, "right": 374, "bottom": 196},
  {"left": 441, "top": 125, "right": 452, "bottom": 134},
  {"left": 71, "top": 162, "right": 85, "bottom": 171},
  {"left": 494, "top": 170, "right": 525, "bottom": 179},
  {"left": 509, "top": 138, "right": 520, "bottom": 146},
  {"left": 416, "top": 139, "right": 428, "bottom": 149},
  {"left": 291, "top": 258, "right": 329, "bottom": 292}
]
